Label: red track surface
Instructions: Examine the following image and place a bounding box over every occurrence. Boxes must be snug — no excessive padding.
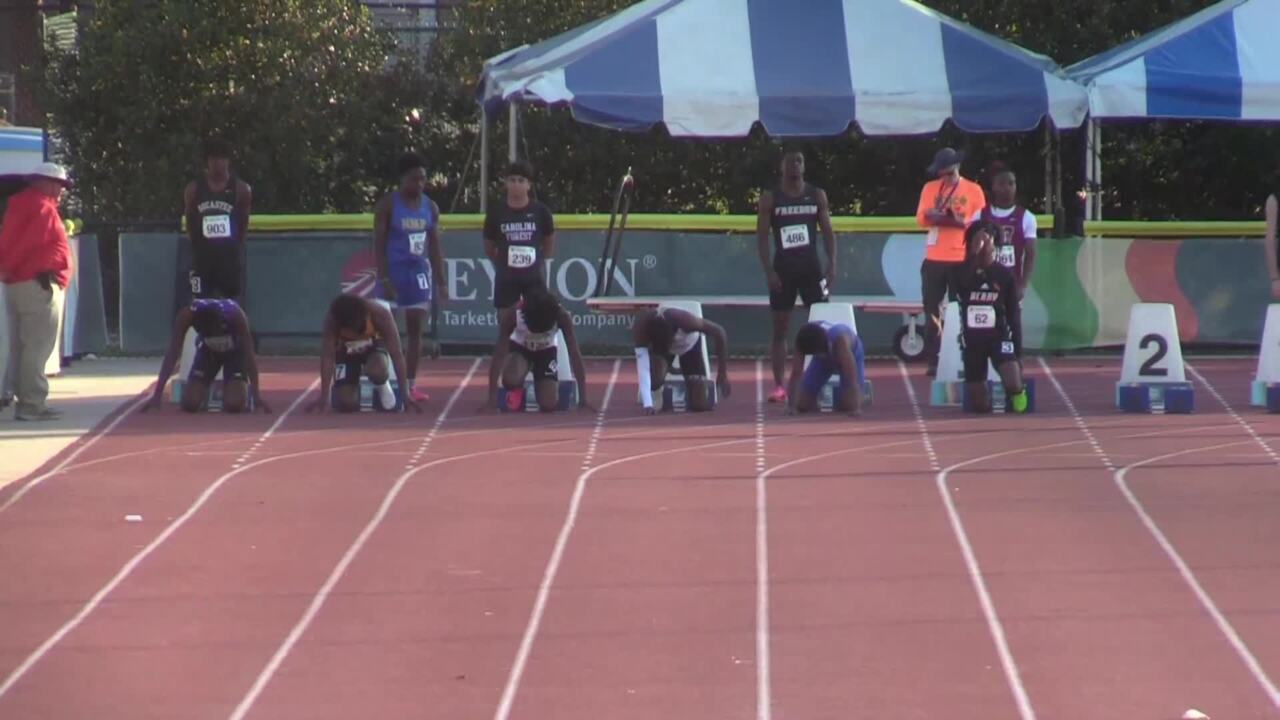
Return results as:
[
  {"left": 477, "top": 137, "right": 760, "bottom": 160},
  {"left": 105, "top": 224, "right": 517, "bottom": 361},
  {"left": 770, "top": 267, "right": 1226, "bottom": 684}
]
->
[{"left": 0, "top": 356, "right": 1278, "bottom": 719}]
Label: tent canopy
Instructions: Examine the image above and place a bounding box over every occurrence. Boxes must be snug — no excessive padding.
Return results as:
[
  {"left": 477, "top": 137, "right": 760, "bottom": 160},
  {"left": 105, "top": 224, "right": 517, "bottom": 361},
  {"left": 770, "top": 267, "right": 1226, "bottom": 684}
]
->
[
  {"left": 479, "top": 0, "right": 1088, "bottom": 138},
  {"left": 0, "top": 127, "right": 46, "bottom": 180},
  {"left": 1067, "top": 0, "right": 1280, "bottom": 121}
]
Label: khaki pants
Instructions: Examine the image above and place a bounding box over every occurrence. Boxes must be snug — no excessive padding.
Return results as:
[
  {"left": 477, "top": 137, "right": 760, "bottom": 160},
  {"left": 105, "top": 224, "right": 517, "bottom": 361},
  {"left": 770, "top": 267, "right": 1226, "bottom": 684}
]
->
[{"left": 4, "top": 280, "right": 59, "bottom": 412}]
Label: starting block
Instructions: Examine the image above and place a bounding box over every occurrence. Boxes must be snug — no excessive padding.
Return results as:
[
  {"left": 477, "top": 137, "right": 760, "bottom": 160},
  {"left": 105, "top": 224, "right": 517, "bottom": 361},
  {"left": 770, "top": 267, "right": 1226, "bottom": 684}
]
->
[
  {"left": 1115, "top": 303, "right": 1194, "bottom": 413},
  {"left": 169, "top": 377, "right": 255, "bottom": 412},
  {"left": 1251, "top": 305, "right": 1280, "bottom": 408},
  {"left": 805, "top": 302, "right": 874, "bottom": 411},
  {"left": 930, "top": 301, "right": 1002, "bottom": 406},
  {"left": 961, "top": 379, "right": 1037, "bottom": 413},
  {"left": 333, "top": 378, "right": 403, "bottom": 411},
  {"left": 498, "top": 330, "right": 578, "bottom": 412},
  {"left": 652, "top": 301, "right": 718, "bottom": 412},
  {"left": 1264, "top": 383, "right": 1280, "bottom": 414}
]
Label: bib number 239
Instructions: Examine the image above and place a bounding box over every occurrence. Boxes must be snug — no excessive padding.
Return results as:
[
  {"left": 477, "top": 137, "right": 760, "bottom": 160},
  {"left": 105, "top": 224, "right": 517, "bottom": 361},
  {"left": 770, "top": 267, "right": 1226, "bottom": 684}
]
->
[
  {"left": 967, "top": 305, "right": 995, "bottom": 329},
  {"left": 203, "top": 215, "right": 231, "bottom": 240},
  {"left": 508, "top": 245, "right": 537, "bottom": 269}
]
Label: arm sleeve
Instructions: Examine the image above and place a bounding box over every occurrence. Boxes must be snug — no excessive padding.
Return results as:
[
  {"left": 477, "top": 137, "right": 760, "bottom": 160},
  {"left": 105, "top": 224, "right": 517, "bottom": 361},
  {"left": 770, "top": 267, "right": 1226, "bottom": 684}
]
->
[
  {"left": 541, "top": 204, "right": 555, "bottom": 235},
  {"left": 1023, "top": 211, "right": 1038, "bottom": 243}
]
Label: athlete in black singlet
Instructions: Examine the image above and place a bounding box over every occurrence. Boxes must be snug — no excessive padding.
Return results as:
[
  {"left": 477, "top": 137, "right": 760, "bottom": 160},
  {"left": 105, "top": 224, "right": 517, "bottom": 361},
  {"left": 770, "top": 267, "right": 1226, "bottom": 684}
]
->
[
  {"left": 184, "top": 138, "right": 252, "bottom": 300},
  {"left": 954, "top": 221, "right": 1028, "bottom": 414},
  {"left": 756, "top": 149, "right": 836, "bottom": 404}
]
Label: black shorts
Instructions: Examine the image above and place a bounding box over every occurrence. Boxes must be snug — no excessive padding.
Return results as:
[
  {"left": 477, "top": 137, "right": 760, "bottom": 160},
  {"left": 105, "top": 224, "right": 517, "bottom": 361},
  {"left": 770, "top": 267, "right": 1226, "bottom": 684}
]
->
[
  {"left": 335, "top": 341, "right": 388, "bottom": 386},
  {"left": 769, "top": 267, "right": 829, "bottom": 311},
  {"left": 190, "top": 244, "right": 244, "bottom": 299},
  {"left": 512, "top": 343, "right": 558, "bottom": 383},
  {"left": 494, "top": 271, "right": 546, "bottom": 310},
  {"left": 665, "top": 338, "right": 707, "bottom": 377},
  {"left": 962, "top": 333, "right": 1017, "bottom": 382},
  {"left": 189, "top": 347, "right": 247, "bottom": 384}
]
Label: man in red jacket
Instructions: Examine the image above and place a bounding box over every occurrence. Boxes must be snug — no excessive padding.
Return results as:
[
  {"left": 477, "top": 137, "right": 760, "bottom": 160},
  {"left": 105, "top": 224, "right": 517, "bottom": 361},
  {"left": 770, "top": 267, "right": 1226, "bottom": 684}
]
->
[{"left": 0, "top": 163, "right": 72, "bottom": 420}]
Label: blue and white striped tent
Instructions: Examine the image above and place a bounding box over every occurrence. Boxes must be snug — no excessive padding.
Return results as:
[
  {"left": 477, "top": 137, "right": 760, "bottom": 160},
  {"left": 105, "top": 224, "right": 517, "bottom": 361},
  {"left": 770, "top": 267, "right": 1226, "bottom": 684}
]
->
[
  {"left": 479, "top": 0, "right": 1088, "bottom": 137},
  {"left": 1067, "top": 0, "right": 1280, "bottom": 120}
]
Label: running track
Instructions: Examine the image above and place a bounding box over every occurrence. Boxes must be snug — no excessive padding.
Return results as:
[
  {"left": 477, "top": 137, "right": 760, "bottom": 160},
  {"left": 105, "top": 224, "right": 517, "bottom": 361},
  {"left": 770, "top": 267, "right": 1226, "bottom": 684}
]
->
[{"left": 0, "top": 357, "right": 1278, "bottom": 719}]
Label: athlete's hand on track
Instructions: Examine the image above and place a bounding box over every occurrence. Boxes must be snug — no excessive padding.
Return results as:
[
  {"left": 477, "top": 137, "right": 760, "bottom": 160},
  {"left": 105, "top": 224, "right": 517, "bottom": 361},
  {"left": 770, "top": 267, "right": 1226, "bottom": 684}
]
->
[
  {"left": 766, "top": 271, "right": 782, "bottom": 292},
  {"left": 306, "top": 397, "right": 328, "bottom": 414},
  {"left": 403, "top": 396, "right": 423, "bottom": 414},
  {"left": 255, "top": 395, "right": 273, "bottom": 414},
  {"left": 717, "top": 375, "right": 732, "bottom": 398},
  {"left": 140, "top": 395, "right": 162, "bottom": 413},
  {"left": 577, "top": 401, "right": 597, "bottom": 413}
]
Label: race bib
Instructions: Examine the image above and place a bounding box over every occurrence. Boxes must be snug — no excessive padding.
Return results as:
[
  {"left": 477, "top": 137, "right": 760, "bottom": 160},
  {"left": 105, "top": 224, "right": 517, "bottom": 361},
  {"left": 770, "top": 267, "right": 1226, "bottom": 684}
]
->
[
  {"left": 780, "top": 224, "right": 810, "bottom": 250},
  {"left": 926, "top": 227, "right": 939, "bottom": 247},
  {"left": 335, "top": 364, "right": 347, "bottom": 381},
  {"left": 416, "top": 273, "right": 429, "bottom": 291},
  {"left": 508, "top": 245, "right": 537, "bottom": 269},
  {"left": 344, "top": 338, "right": 373, "bottom": 355},
  {"left": 1001, "top": 341, "right": 1016, "bottom": 355},
  {"left": 997, "top": 244, "right": 1016, "bottom": 267},
  {"left": 523, "top": 330, "right": 557, "bottom": 352},
  {"left": 967, "top": 305, "right": 996, "bottom": 329},
  {"left": 202, "top": 335, "right": 233, "bottom": 353},
  {"left": 203, "top": 214, "right": 231, "bottom": 239},
  {"left": 409, "top": 232, "right": 427, "bottom": 256}
]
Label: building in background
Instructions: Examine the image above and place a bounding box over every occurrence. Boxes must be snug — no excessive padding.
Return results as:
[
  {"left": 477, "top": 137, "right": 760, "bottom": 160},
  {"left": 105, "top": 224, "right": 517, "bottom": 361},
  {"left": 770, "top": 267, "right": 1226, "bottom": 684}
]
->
[
  {"left": 0, "top": 0, "right": 80, "bottom": 126},
  {"left": 362, "top": 0, "right": 460, "bottom": 60}
]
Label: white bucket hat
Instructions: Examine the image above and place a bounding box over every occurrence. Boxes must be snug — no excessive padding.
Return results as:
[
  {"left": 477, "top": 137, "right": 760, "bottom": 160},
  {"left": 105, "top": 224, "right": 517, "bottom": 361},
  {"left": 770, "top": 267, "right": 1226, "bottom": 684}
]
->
[{"left": 28, "top": 162, "right": 72, "bottom": 186}]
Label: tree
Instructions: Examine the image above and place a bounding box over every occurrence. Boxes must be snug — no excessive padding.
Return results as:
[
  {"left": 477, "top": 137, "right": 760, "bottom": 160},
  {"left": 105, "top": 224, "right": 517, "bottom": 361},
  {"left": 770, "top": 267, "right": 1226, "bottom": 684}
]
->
[{"left": 41, "top": 0, "right": 428, "bottom": 221}]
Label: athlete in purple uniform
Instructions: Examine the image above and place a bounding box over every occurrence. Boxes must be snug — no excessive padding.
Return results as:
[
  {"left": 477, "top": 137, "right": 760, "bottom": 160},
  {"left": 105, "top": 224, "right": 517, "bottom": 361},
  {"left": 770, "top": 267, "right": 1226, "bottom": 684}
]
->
[
  {"left": 786, "top": 321, "right": 865, "bottom": 417},
  {"left": 145, "top": 298, "right": 269, "bottom": 413},
  {"left": 374, "top": 152, "right": 447, "bottom": 405},
  {"left": 975, "top": 163, "right": 1037, "bottom": 358}
]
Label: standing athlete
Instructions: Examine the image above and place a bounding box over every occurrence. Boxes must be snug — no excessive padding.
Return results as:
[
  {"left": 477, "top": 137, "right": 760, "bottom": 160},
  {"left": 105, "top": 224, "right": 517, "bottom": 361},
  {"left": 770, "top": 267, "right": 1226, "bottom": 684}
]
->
[
  {"left": 484, "top": 160, "right": 555, "bottom": 344},
  {"left": 916, "top": 147, "right": 985, "bottom": 376},
  {"left": 756, "top": 149, "right": 836, "bottom": 404},
  {"left": 976, "top": 163, "right": 1037, "bottom": 359},
  {"left": 785, "top": 320, "right": 866, "bottom": 417},
  {"left": 184, "top": 138, "right": 252, "bottom": 300},
  {"left": 483, "top": 286, "right": 592, "bottom": 413},
  {"left": 632, "top": 305, "right": 731, "bottom": 413},
  {"left": 144, "top": 298, "right": 269, "bottom": 414},
  {"left": 955, "top": 221, "right": 1028, "bottom": 414},
  {"left": 375, "top": 152, "right": 447, "bottom": 405}
]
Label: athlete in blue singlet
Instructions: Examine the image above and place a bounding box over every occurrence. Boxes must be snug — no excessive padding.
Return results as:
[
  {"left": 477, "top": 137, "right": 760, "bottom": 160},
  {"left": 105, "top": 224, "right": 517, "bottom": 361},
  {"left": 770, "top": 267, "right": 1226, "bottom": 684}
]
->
[
  {"left": 374, "top": 152, "right": 446, "bottom": 405},
  {"left": 786, "top": 321, "right": 866, "bottom": 416},
  {"left": 145, "top": 298, "right": 269, "bottom": 413}
]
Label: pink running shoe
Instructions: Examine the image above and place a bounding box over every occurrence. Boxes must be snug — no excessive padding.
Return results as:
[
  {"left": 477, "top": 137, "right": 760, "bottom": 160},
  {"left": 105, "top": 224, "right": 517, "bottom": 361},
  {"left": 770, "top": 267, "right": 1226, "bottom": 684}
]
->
[
  {"left": 768, "top": 386, "right": 787, "bottom": 403},
  {"left": 409, "top": 385, "right": 430, "bottom": 403}
]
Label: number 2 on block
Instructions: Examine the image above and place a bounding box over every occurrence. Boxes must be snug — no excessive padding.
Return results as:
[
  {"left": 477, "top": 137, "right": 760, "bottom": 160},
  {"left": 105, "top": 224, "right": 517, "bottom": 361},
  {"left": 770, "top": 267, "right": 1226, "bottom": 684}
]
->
[{"left": 1138, "top": 333, "right": 1169, "bottom": 377}]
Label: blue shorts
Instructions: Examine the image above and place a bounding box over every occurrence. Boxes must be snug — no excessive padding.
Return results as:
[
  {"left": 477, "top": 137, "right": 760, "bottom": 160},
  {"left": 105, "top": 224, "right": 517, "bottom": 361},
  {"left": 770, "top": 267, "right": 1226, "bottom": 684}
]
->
[
  {"left": 382, "top": 259, "right": 432, "bottom": 310},
  {"left": 801, "top": 330, "right": 865, "bottom": 397}
]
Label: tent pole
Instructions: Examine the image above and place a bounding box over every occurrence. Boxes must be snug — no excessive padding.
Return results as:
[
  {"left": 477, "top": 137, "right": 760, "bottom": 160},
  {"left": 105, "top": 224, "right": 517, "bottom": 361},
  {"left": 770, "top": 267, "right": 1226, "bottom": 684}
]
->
[
  {"left": 1043, "top": 123, "right": 1052, "bottom": 214},
  {"left": 509, "top": 104, "right": 519, "bottom": 163},
  {"left": 1093, "top": 121, "right": 1103, "bottom": 222},
  {"left": 1083, "top": 117, "right": 1094, "bottom": 223},
  {"left": 479, "top": 107, "right": 489, "bottom": 215}
]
